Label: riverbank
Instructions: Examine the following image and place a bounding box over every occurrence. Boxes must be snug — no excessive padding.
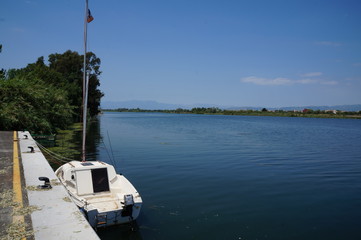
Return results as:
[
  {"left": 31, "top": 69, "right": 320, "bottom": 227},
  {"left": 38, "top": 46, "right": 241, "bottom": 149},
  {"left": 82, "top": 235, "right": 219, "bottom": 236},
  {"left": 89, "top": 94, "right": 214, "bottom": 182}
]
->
[{"left": 103, "top": 108, "right": 361, "bottom": 119}]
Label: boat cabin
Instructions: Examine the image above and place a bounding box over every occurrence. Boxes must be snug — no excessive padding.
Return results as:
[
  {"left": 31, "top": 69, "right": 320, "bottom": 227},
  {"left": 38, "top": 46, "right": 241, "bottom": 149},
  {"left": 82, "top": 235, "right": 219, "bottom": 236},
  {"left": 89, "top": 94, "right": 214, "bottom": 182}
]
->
[{"left": 58, "top": 161, "right": 117, "bottom": 196}]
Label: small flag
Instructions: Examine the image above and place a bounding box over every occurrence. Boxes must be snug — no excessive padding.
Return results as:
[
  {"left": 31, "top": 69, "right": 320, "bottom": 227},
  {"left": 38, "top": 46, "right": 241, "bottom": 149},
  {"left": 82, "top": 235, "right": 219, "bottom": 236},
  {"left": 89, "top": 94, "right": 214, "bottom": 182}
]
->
[{"left": 87, "top": 9, "right": 94, "bottom": 23}]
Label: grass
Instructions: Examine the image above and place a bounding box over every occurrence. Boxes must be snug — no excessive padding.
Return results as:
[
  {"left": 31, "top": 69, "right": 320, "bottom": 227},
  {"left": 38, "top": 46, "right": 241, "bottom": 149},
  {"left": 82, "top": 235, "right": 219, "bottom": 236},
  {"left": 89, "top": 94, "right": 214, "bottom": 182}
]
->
[{"left": 0, "top": 189, "right": 40, "bottom": 239}]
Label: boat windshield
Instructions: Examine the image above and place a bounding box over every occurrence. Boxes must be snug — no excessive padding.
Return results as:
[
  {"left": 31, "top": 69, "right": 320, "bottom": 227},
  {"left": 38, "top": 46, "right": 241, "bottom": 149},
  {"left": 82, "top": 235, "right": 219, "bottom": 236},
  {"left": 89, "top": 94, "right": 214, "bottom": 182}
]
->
[{"left": 91, "top": 168, "right": 110, "bottom": 193}]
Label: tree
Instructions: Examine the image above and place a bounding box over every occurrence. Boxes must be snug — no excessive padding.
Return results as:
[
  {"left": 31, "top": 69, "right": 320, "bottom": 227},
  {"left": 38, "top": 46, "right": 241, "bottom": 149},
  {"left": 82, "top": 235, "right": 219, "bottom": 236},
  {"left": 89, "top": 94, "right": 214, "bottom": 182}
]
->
[
  {"left": 0, "top": 76, "right": 74, "bottom": 133},
  {"left": 85, "top": 52, "right": 104, "bottom": 117},
  {"left": 48, "top": 50, "right": 83, "bottom": 120},
  {"left": 48, "top": 50, "right": 103, "bottom": 119},
  {"left": 13, "top": 57, "right": 66, "bottom": 87},
  {"left": 0, "top": 49, "right": 103, "bottom": 133}
]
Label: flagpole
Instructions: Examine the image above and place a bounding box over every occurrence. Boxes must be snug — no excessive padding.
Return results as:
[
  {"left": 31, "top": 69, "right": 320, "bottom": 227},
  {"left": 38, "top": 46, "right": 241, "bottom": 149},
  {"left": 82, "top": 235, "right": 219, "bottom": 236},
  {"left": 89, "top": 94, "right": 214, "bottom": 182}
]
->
[{"left": 82, "top": 0, "right": 89, "bottom": 162}]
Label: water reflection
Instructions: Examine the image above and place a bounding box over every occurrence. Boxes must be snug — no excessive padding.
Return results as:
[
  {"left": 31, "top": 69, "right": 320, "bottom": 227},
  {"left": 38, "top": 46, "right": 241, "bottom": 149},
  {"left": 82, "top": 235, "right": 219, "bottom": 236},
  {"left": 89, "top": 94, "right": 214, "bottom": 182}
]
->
[
  {"left": 43, "top": 117, "right": 102, "bottom": 170},
  {"left": 97, "top": 221, "right": 143, "bottom": 240},
  {"left": 85, "top": 117, "right": 102, "bottom": 161}
]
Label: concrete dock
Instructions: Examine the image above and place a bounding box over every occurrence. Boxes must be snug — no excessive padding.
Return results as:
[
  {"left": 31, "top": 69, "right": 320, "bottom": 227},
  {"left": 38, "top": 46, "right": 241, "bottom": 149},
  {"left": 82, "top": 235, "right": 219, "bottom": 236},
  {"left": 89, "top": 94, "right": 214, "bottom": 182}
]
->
[{"left": 0, "top": 131, "right": 100, "bottom": 239}]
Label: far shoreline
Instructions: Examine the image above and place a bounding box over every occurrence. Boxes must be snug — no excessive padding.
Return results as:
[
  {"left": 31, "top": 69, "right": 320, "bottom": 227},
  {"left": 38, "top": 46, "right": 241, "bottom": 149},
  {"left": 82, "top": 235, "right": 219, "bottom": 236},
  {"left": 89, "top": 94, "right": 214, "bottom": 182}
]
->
[{"left": 101, "top": 108, "right": 361, "bottom": 120}]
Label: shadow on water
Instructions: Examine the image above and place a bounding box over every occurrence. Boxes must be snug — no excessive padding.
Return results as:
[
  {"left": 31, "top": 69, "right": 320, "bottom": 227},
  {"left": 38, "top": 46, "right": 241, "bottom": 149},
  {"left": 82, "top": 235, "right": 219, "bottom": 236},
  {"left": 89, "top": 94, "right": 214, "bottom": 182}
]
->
[
  {"left": 96, "top": 221, "right": 143, "bottom": 240},
  {"left": 85, "top": 117, "right": 102, "bottom": 161},
  {"left": 40, "top": 117, "right": 102, "bottom": 170}
]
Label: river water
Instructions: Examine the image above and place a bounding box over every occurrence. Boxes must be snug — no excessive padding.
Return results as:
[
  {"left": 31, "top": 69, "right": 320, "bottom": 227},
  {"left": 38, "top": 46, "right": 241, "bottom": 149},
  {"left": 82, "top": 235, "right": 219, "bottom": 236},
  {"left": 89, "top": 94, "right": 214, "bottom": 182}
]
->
[{"left": 85, "top": 112, "right": 361, "bottom": 240}]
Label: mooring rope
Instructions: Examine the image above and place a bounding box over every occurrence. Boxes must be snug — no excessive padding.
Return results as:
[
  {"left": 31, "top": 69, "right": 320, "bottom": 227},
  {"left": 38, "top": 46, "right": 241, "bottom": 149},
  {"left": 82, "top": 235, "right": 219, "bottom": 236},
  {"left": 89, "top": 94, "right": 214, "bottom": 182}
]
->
[{"left": 35, "top": 141, "right": 78, "bottom": 163}]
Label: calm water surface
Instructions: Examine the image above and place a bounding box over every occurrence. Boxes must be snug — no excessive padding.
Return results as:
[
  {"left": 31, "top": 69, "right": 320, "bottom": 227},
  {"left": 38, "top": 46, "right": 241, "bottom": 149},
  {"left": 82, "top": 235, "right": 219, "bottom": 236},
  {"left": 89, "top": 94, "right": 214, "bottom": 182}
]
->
[{"left": 91, "top": 112, "right": 361, "bottom": 240}]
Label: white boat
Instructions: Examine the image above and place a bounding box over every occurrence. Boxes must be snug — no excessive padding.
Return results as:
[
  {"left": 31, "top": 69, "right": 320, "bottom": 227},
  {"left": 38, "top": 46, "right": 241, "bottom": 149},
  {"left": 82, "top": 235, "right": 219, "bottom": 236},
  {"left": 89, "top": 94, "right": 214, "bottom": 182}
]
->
[
  {"left": 55, "top": 161, "right": 142, "bottom": 228},
  {"left": 55, "top": 0, "right": 142, "bottom": 229}
]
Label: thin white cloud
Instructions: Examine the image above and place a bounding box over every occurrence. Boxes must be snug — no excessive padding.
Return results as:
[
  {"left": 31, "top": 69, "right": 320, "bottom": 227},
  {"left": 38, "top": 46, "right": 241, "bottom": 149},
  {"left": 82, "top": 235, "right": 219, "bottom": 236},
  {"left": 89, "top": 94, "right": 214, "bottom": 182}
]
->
[
  {"left": 241, "top": 76, "right": 338, "bottom": 86},
  {"left": 315, "top": 41, "right": 342, "bottom": 47},
  {"left": 321, "top": 81, "right": 338, "bottom": 85},
  {"left": 295, "top": 79, "right": 317, "bottom": 84},
  {"left": 301, "top": 72, "right": 323, "bottom": 77},
  {"left": 241, "top": 76, "right": 292, "bottom": 86},
  {"left": 353, "top": 62, "right": 361, "bottom": 67}
]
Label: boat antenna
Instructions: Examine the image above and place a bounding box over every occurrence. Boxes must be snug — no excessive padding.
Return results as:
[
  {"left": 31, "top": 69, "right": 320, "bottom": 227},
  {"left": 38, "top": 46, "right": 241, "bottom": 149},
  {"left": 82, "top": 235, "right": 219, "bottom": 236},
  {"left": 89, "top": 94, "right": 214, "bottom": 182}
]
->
[{"left": 82, "top": 0, "right": 90, "bottom": 162}]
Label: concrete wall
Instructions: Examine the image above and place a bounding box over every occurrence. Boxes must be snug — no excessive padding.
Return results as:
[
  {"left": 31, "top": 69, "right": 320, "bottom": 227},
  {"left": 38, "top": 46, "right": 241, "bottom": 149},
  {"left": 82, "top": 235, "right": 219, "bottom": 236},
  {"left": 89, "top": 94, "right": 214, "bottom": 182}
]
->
[{"left": 18, "top": 131, "right": 100, "bottom": 240}]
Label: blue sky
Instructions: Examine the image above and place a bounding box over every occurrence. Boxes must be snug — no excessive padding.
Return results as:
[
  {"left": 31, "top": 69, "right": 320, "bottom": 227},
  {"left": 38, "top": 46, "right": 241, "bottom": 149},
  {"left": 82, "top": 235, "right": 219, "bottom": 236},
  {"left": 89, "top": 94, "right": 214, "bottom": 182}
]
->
[{"left": 1, "top": 0, "right": 361, "bottom": 108}]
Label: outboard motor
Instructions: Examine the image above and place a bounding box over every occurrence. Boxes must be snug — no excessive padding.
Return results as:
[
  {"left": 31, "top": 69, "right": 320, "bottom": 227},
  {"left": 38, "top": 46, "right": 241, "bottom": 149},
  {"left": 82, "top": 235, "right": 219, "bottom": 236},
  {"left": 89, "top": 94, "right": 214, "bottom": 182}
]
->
[{"left": 121, "top": 194, "right": 134, "bottom": 217}]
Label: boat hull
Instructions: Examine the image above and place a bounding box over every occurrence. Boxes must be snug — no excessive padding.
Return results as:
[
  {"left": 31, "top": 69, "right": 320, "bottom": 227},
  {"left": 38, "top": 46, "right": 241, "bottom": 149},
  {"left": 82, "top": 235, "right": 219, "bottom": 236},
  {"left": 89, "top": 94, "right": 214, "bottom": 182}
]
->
[
  {"left": 84, "top": 202, "right": 142, "bottom": 228},
  {"left": 55, "top": 161, "right": 142, "bottom": 228}
]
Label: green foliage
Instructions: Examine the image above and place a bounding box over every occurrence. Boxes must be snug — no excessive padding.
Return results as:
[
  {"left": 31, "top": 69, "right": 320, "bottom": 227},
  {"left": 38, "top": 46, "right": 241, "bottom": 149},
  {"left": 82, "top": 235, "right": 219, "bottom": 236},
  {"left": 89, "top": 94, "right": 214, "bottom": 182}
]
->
[
  {"left": 191, "top": 107, "right": 222, "bottom": 114},
  {"left": 46, "top": 123, "right": 82, "bottom": 169},
  {"left": 48, "top": 50, "right": 103, "bottom": 119},
  {"left": 0, "top": 50, "right": 104, "bottom": 133},
  {"left": 0, "top": 77, "right": 74, "bottom": 133}
]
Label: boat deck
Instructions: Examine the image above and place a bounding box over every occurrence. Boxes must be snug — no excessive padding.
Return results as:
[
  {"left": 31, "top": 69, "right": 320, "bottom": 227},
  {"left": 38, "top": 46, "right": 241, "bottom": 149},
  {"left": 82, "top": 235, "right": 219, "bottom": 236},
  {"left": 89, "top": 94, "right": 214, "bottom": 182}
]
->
[{"left": 85, "top": 194, "right": 122, "bottom": 212}]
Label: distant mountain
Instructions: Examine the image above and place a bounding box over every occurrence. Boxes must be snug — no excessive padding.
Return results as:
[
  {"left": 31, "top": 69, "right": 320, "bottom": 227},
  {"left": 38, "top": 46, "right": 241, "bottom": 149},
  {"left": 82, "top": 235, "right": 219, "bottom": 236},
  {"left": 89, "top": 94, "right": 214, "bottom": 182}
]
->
[
  {"left": 102, "top": 100, "right": 196, "bottom": 110},
  {"left": 101, "top": 101, "right": 361, "bottom": 112}
]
